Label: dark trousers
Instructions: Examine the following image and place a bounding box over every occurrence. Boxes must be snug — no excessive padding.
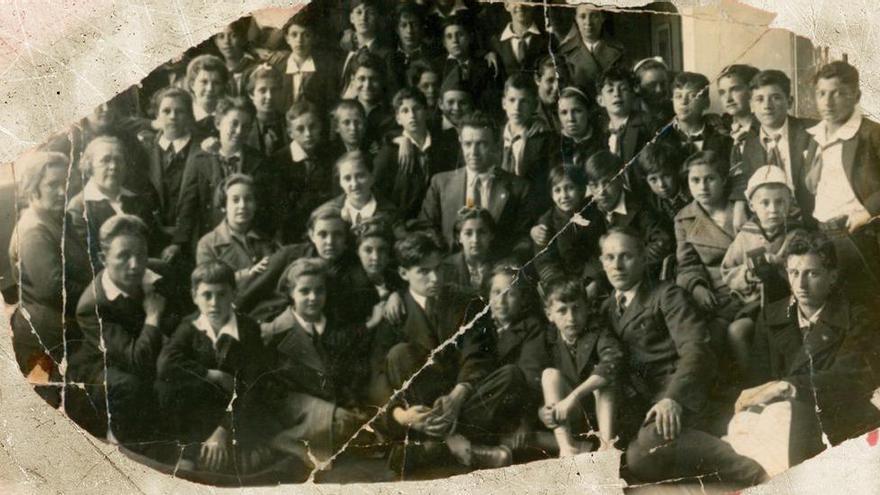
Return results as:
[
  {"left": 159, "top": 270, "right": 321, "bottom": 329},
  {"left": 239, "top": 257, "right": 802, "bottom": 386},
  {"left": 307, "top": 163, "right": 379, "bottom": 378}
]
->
[
  {"left": 820, "top": 223, "right": 880, "bottom": 305},
  {"left": 385, "top": 342, "right": 528, "bottom": 443},
  {"left": 625, "top": 412, "right": 767, "bottom": 485}
]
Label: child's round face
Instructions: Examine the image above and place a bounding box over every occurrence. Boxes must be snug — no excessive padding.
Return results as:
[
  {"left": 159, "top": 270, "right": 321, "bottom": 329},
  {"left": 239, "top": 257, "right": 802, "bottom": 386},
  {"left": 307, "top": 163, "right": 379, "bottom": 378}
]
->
[
  {"left": 192, "top": 282, "right": 234, "bottom": 329},
  {"left": 357, "top": 236, "right": 390, "bottom": 276},
  {"left": 815, "top": 76, "right": 860, "bottom": 126},
  {"left": 535, "top": 67, "right": 558, "bottom": 103},
  {"left": 290, "top": 274, "right": 326, "bottom": 321},
  {"left": 335, "top": 107, "right": 365, "bottom": 145},
  {"left": 397, "top": 13, "right": 423, "bottom": 48},
  {"left": 89, "top": 141, "right": 127, "bottom": 196},
  {"left": 216, "top": 109, "right": 252, "bottom": 150},
  {"left": 459, "top": 218, "right": 494, "bottom": 260},
  {"left": 251, "top": 78, "right": 280, "bottom": 114},
  {"left": 289, "top": 112, "right": 322, "bottom": 151},
  {"left": 489, "top": 273, "right": 524, "bottom": 325},
  {"left": 338, "top": 159, "right": 374, "bottom": 203},
  {"left": 214, "top": 27, "right": 245, "bottom": 59},
  {"left": 672, "top": 85, "right": 709, "bottom": 122},
  {"left": 717, "top": 75, "right": 751, "bottom": 117},
  {"left": 225, "top": 182, "right": 256, "bottom": 230},
  {"left": 441, "top": 91, "right": 473, "bottom": 125},
  {"left": 639, "top": 68, "right": 669, "bottom": 106},
  {"left": 156, "top": 96, "right": 193, "bottom": 137},
  {"left": 551, "top": 177, "right": 585, "bottom": 213},
  {"left": 502, "top": 87, "right": 537, "bottom": 125},
  {"left": 586, "top": 173, "right": 623, "bottom": 212},
  {"left": 575, "top": 5, "right": 604, "bottom": 42},
  {"left": 417, "top": 72, "right": 440, "bottom": 107},
  {"left": 558, "top": 96, "right": 589, "bottom": 138},
  {"left": 285, "top": 24, "right": 313, "bottom": 55},
  {"left": 748, "top": 185, "right": 791, "bottom": 232},
  {"left": 350, "top": 4, "right": 378, "bottom": 34},
  {"left": 309, "top": 218, "right": 348, "bottom": 260},
  {"left": 687, "top": 163, "right": 725, "bottom": 208},
  {"left": 354, "top": 67, "right": 383, "bottom": 104},
  {"left": 751, "top": 84, "right": 791, "bottom": 129},
  {"left": 545, "top": 297, "right": 588, "bottom": 342},
  {"left": 645, "top": 171, "right": 678, "bottom": 199},
  {"left": 192, "top": 70, "right": 226, "bottom": 110},
  {"left": 395, "top": 98, "right": 427, "bottom": 135},
  {"left": 443, "top": 25, "right": 471, "bottom": 58},
  {"left": 598, "top": 80, "right": 636, "bottom": 116}
]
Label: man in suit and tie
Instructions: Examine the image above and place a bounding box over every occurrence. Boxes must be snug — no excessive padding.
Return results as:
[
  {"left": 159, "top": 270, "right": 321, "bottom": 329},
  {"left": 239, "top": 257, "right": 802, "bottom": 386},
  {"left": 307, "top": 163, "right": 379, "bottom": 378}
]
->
[
  {"left": 801, "top": 61, "right": 880, "bottom": 304},
  {"left": 374, "top": 231, "right": 528, "bottom": 469},
  {"left": 557, "top": 4, "right": 624, "bottom": 94},
  {"left": 598, "top": 227, "right": 768, "bottom": 485},
  {"left": 420, "top": 111, "right": 533, "bottom": 259},
  {"left": 736, "top": 231, "right": 880, "bottom": 468},
  {"left": 728, "top": 70, "right": 816, "bottom": 215}
]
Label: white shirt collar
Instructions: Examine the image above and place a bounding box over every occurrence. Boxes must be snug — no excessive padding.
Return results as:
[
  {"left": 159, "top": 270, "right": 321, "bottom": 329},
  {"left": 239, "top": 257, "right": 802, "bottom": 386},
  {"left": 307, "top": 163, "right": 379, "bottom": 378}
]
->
[
  {"left": 466, "top": 166, "right": 495, "bottom": 185},
  {"left": 609, "top": 190, "right": 628, "bottom": 216},
  {"left": 615, "top": 282, "right": 640, "bottom": 309},
  {"left": 344, "top": 195, "right": 378, "bottom": 223},
  {"left": 760, "top": 117, "right": 789, "bottom": 143},
  {"left": 503, "top": 122, "right": 524, "bottom": 145},
  {"left": 795, "top": 301, "right": 824, "bottom": 329},
  {"left": 807, "top": 108, "right": 862, "bottom": 146},
  {"left": 289, "top": 140, "right": 309, "bottom": 162},
  {"left": 83, "top": 180, "right": 135, "bottom": 204},
  {"left": 409, "top": 289, "right": 428, "bottom": 311},
  {"left": 442, "top": 115, "right": 456, "bottom": 130},
  {"left": 286, "top": 55, "right": 315, "bottom": 75},
  {"left": 398, "top": 131, "right": 432, "bottom": 153},
  {"left": 292, "top": 309, "right": 326, "bottom": 336},
  {"left": 193, "top": 313, "right": 240, "bottom": 345},
  {"left": 500, "top": 23, "right": 541, "bottom": 42},
  {"left": 158, "top": 133, "right": 191, "bottom": 153},
  {"left": 673, "top": 118, "right": 706, "bottom": 138},
  {"left": 582, "top": 38, "right": 601, "bottom": 53},
  {"left": 102, "top": 268, "right": 162, "bottom": 301},
  {"left": 432, "top": 0, "right": 467, "bottom": 17}
]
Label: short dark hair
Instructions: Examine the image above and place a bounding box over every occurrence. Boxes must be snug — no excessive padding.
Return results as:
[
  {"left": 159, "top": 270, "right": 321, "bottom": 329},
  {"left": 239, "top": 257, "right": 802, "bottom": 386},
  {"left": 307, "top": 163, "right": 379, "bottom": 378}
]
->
[
  {"left": 150, "top": 86, "right": 194, "bottom": 121},
  {"left": 215, "top": 96, "right": 256, "bottom": 120},
  {"left": 814, "top": 60, "right": 859, "bottom": 90},
  {"left": 453, "top": 206, "right": 496, "bottom": 242},
  {"left": 80, "top": 136, "right": 127, "bottom": 176},
  {"left": 216, "top": 173, "right": 255, "bottom": 209},
  {"left": 673, "top": 71, "right": 710, "bottom": 93},
  {"left": 541, "top": 276, "right": 586, "bottom": 307},
  {"left": 285, "top": 99, "right": 321, "bottom": 124},
  {"left": 191, "top": 261, "right": 236, "bottom": 291},
  {"left": 598, "top": 226, "right": 645, "bottom": 255},
  {"left": 353, "top": 215, "right": 395, "bottom": 246},
  {"left": 503, "top": 73, "right": 538, "bottom": 99},
  {"left": 548, "top": 163, "right": 587, "bottom": 189},
  {"left": 750, "top": 69, "right": 792, "bottom": 97},
  {"left": 99, "top": 214, "right": 148, "bottom": 254},
  {"left": 636, "top": 141, "right": 685, "bottom": 177},
  {"left": 784, "top": 231, "right": 838, "bottom": 270},
  {"left": 719, "top": 64, "right": 760, "bottom": 87},
  {"left": 596, "top": 65, "right": 637, "bottom": 94},
  {"left": 395, "top": 2, "right": 426, "bottom": 25},
  {"left": 281, "top": 8, "right": 316, "bottom": 37},
  {"left": 331, "top": 99, "right": 366, "bottom": 130},
  {"left": 682, "top": 150, "right": 729, "bottom": 181},
  {"left": 584, "top": 150, "right": 624, "bottom": 182},
  {"left": 392, "top": 87, "right": 428, "bottom": 112},
  {"left": 459, "top": 111, "right": 498, "bottom": 142},
  {"left": 307, "top": 204, "right": 346, "bottom": 232},
  {"left": 335, "top": 150, "right": 373, "bottom": 176},
  {"left": 395, "top": 231, "right": 443, "bottom": 269},
  {"left": 407, "top": 59, "right": 440, "bottom": 88},
  {"left": 352, "top": 51, "right": 386, "bottom": 86}
]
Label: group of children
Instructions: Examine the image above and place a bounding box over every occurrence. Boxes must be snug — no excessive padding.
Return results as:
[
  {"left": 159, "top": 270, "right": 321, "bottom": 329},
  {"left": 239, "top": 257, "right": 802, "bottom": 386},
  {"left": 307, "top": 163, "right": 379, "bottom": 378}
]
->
[{"left": 14, "top": 0, "right": 880, "bottom": 485}]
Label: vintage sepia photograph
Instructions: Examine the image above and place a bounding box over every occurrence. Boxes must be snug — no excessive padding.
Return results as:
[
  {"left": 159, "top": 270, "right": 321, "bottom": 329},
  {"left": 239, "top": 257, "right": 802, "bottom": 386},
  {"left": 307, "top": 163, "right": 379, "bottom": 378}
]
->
[{"left": 1, "top": 0, "right": 879, "bottom": 491}]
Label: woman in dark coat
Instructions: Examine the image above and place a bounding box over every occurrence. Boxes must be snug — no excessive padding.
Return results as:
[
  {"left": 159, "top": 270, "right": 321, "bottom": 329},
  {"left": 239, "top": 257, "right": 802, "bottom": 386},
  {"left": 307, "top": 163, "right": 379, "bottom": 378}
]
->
[{"left": 8, "top": 151, "right": 92, "bottom": 407}]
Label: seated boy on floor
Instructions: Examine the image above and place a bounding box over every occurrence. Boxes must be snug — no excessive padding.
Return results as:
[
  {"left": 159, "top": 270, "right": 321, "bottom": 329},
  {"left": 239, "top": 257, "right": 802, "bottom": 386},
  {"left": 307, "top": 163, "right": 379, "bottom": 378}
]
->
[
  {"left": 374, "top": 231, "right": 528, "bottom": 469},
  {"left": 157, "top": 261, "right": 276, "bottom": 473},
  {"left": 260, "top": 257, "right": 374, "bottom": 463},
  {"left": 521, "top": 276, "right": 621, "bottom": 456}
]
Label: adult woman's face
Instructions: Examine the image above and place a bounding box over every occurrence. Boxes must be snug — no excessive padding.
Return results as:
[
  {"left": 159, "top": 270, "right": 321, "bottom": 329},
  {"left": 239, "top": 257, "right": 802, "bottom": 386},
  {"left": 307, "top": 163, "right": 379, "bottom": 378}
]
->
[
  {"left": 88, "top": 140, "right": 127, "bottom": 197},
  {"left": 33, "top": 165, "right": 68, "bottom": 214}
]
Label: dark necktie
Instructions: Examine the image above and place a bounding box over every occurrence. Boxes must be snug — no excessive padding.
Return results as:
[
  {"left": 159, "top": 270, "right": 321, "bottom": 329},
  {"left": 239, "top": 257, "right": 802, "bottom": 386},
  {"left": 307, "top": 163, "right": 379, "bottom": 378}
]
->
[
  {"left": 502, "top": 135, "right": 521, "bottom": 175},
  {"left": 616, "top": 293, "right": 628, "bottom": 317},
  {"left": 763, "top": 134, "right": 783, "bottom": 168},
  {"left": 220, "top": 155, "right": 241, "bottom": 177}
]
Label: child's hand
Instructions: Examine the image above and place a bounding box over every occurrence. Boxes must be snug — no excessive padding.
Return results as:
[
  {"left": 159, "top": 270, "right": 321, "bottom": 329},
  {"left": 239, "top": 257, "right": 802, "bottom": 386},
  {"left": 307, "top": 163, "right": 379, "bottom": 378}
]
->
[
  {"left": 691, "top": 286, "right": 717, "bottom": 311},
  {"left": 249, "top": 257, "right": 270, "bottom": 277},
  {"left": 397, "top": 137, "right": 416, "bottom": 173},
  {"left": 848, "top": 210, "right": 873, "bottom": 233},
  {"left": 538, "top": 404, "right": 558, "bottom": 429},
  {"left": 484, "top": 51, "right": 500, "bottom": 78},
  {"left": 366, "top": 301, "right": 385, "bottom": 329},
  {"left": 200, "top": 426, "right": 230, "bottom": 472},
  {"left": 553, "top": 395, "right": 578, "bottom": 423},
  {"left": 530, "top": 224, "right": 550, "bottom": 246},
  {"left": 383, "top": 291, "right": 406, "bottom": 324},
  {"left": 143, "top": 292, "right": 166, "bottom": 326},
  {"left": 644, "top": 398, "right": 682, "bottom": 441},
  {"left": 201, "top": 136, "right": 220, "bottom": 153},
  {"left": 393, "top": 405, "right": 433, "bottom": 430}
]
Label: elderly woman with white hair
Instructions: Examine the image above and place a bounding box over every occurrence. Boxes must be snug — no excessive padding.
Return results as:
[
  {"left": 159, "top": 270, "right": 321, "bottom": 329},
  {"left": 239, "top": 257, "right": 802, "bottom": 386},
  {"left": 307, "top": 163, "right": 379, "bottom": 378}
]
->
[
  {"left": 8, "top": 151, "right": 91, "bottom": 406},
  {"left": 67, "top": 135, "right": 162, "bottom": 268}
]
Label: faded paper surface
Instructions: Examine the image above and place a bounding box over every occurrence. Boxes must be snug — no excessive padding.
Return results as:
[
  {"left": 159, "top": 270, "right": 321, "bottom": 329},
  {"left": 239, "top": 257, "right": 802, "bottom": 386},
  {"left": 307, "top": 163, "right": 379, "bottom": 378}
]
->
[{"left": 0, "top": 0, "right": 879, "bottom": 493}]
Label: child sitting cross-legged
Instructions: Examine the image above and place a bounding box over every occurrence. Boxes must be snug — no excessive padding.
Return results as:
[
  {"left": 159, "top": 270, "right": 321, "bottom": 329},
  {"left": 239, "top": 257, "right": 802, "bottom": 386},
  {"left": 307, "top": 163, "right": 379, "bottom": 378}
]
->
[{"left": 157, "top": 261, "right": 277, "bottom": 474}]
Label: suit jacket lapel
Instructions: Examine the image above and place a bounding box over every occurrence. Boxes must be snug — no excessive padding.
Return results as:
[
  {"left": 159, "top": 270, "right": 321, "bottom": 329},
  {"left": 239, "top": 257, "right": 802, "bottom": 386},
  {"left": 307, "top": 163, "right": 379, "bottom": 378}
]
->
[
  {"left": 448, "top": 168, "right": 467, "bottom": 210},
  {"left": 576, "top": 331, "right": 599, "bottom": 376},
  {"left": 617, "top": 283, "right": 650, "bottom": 333},
  {"left": 148, "top": 142, "right": 164, "bottom": 208},
  {"left": 621, "top": 115, "right": 641, "bottom": 160},
  {"left": 685, "top": 202, "right": 734, "bottom": 249},
  {"left": 788, "top": 301, "right": 849, "bottom": 374},
  {"left": 402, "top": 291, "right": 439, "bottom": 351},
  {"left": 277, "top": 316, "right": 327, "bottom": 374},
  {"left": 489, "top": 173, "right": 510, "bottom": 220},
  {"left": 841, "top": 132, "right": 859, "bottom": 187}
]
